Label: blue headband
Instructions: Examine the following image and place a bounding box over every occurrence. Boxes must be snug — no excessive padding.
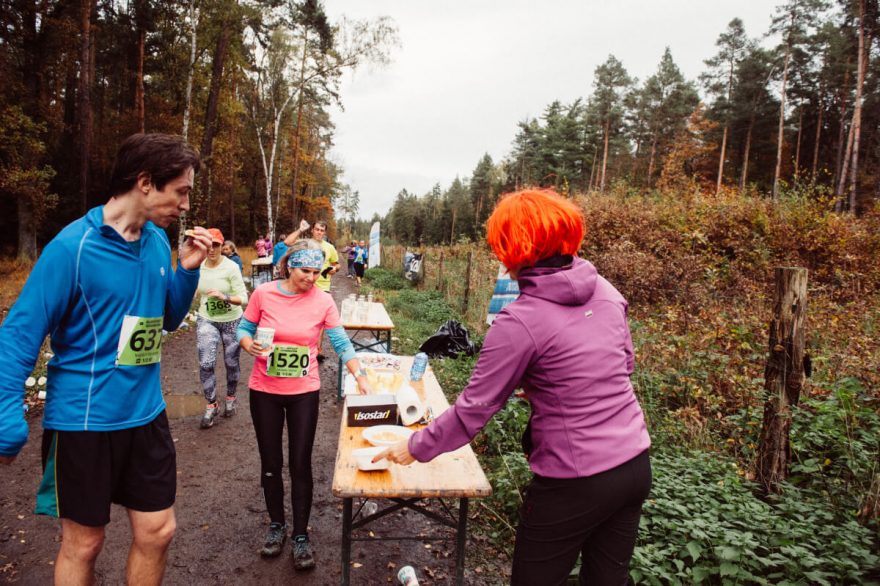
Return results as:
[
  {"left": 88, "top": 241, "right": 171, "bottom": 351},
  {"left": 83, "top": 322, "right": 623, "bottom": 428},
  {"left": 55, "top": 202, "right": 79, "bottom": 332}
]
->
[{"left": 288, "top": 248, "right": 324, "bottom": 270}]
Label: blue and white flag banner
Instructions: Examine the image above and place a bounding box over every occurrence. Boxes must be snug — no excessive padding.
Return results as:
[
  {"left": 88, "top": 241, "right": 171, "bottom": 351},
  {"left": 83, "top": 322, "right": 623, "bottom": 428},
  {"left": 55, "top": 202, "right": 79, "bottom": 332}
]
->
[
  {"left": 486, "top": 264, "right": 520, "bottom": 325},
  {"left": 369, "top": 222, "right": 381, "bottom": 267}
]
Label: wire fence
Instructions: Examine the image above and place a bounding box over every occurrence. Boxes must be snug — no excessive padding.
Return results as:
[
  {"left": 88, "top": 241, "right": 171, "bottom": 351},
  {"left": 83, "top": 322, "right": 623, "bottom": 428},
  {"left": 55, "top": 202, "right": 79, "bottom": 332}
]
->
[{"left": 380, "top": 243, "right": 500, "bottom": 336}]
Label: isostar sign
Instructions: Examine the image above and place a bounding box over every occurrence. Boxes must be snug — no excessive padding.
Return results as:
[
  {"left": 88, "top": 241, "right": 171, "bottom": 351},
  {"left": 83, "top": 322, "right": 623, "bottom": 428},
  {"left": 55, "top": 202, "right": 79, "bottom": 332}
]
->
[{"left": 346, "top": 393, "right": 397, "bottom": 427}]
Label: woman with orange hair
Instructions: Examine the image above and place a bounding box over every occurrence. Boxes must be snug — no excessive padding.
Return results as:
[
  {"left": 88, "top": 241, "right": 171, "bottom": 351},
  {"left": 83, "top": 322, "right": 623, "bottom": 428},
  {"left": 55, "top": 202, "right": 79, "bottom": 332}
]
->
[{"left": 376, "top": 189, "right": 651, "bottom": 584}]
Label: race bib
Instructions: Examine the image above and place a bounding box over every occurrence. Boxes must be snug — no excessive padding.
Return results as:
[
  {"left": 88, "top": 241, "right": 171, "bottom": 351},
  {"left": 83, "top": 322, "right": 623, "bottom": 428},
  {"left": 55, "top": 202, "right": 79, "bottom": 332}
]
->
[
  {"left": 205, "top": 297, "right": 233, "bottom": 318},
  {"left": 117, "top": 316, "right": 163, "bottom": 366},
  {"left": 266, "top": 344, "right": 310, "bottom": 378}
]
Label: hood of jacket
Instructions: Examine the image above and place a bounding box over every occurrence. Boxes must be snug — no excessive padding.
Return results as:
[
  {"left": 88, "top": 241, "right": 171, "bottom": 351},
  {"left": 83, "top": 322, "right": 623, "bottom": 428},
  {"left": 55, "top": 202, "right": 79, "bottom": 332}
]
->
[{"left": 516, "top": 256, "right": 597, "bottom": 306}]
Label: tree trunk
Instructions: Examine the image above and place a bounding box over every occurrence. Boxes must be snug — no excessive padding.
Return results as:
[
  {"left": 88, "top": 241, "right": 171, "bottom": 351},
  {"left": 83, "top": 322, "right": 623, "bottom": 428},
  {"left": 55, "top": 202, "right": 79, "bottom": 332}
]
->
[
  {"left": 600, "top": 119, "right": 610, "bottom": 192},
  {"left": 772, "top": 47, "right": 791, "bottom": 201},
  {"left": 833, "top": 60, "right": 851, "bottom": 209},
  {"left": 78, "top": 0, "right": 95, "bottom": 213},
  {"left": 646, "top": 134, "right": 658, "bottom": 188},
  {"left": 199, "top": 23, "right": 233, "bottom": 199},
  {"left": 740, "top": 116, "right": 755, "bottom": 191},
  {"left": 229, "top": 171, "right": 236, "bottom": 241},
  {"left": 756, "top": 267, "right": 808, "bottom": 494},
  {"left": 716, "top": 124, "right": 728, "bottom": 195},
  {"left": 588, "top": 144, "right": 597, "bottom": 192},
  {"left": 793, "top": 107, "right": 803, "bottom": 180},
  {"left": 290, "top": 34, "right": 309, "bottom": 224},
  {"left": 810, "top": 88, "right": 824, "bottom": 185},
  {"left": 847, "top": 0, "right": 867, "bottom": 215},
  {"left": 449, "top": 206, "right": 457, "bottom": 244},
  {"left": 17, "top": 199, "right": 38, "bottom": 262},
  {"left": 181, "top": 0, "right": 199, "bottom": 139},
  {"left": 135, "top": 26, "right": 145, "bottom": 133}
]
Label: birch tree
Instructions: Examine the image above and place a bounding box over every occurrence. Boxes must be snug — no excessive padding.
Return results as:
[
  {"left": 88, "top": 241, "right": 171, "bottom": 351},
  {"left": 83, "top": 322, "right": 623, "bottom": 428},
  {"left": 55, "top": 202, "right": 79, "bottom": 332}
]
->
[{"left": 246, "top": 9, "right": 397, "bottom": 240}]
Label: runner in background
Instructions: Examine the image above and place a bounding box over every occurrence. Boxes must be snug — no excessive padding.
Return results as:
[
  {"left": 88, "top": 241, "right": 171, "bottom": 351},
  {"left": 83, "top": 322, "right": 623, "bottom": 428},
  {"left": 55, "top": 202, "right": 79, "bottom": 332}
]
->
[
  {"left": 255, "top": 234, "right": 270, "bottom": 258},
  {"left": 271, "top": 234, "right": 289, "bottom": 277},
  {"left": 0, "top": 133, "right": 209, "bottom": 586},
  {"left": 237, "top": 238, "right": 370, "bottom": 571},
  {"left": 352, "top": 240, "right": 368, "bottom": 287},
  {"left": 284, "top": 220, "right": 339, "bottom": 361},
  {"left": 196, "top": 228, "right": 248, "bottom": 429},
  {"left": 342, "top": 240, "right": 357, "bottom": 278},
  {"left": 221, "top": 240, "right": 244, "bottom": 273}
]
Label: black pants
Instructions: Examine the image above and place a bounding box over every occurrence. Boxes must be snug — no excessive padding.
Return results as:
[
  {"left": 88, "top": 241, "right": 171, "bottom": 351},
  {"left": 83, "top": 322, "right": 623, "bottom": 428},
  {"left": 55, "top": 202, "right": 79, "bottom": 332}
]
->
[
  {"left": 249, "top": 389, "right": 320, "bottom": 535},
  {"left": 511, "top": 450, "right": 651, "bottom": 586}
]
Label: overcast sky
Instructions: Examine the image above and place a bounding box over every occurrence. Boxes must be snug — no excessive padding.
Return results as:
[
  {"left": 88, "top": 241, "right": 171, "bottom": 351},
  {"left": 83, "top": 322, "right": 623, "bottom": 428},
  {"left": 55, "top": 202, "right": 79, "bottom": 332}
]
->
[{"left": 322, "top": 0, "right": 780, "bottom": 219}]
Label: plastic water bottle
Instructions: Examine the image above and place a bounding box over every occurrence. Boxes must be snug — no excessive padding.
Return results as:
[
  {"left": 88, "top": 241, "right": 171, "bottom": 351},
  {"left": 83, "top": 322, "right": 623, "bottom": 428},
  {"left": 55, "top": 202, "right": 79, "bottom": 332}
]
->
[
  {"left": 397, "top": 566, "right": 419, "bottom": 585},
  {"left": 410, "top": 353, "right": 428, "bottom": 382}
]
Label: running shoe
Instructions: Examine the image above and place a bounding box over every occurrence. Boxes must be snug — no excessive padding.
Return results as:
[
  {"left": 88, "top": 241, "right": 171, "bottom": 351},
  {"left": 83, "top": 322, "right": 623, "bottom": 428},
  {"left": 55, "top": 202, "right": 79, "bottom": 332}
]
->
[
  {"left": 260, "top": 522, "right": 288, "bottom": 557},
  {"left": 292, "top": 534, "right": 315, "bottom": 570},
  {"left": 223, "top": 396, "right": 237, "bottom": 418},
  {"left": 199, "top": 402, "right": 219, "bottom": 429}
]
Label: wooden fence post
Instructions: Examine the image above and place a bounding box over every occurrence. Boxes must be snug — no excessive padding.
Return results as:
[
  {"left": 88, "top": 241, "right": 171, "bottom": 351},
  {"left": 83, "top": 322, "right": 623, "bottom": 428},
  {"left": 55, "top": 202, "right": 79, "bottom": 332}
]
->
[
  {"left": 756, "top": 267, "right": 809, "bottom": 494},
  {"left": 461, "top": 250, "right": 473, "bottom": 316},
  {"left": 437, "top": 250, "right": 444, "bottom": 291}
]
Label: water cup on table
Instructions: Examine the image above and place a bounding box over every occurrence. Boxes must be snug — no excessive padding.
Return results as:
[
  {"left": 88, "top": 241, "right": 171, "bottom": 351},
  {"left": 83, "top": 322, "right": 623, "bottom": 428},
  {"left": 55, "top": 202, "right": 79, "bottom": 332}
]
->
[{"left": 254, "top": 327, "right": 275, "bottom": 355}]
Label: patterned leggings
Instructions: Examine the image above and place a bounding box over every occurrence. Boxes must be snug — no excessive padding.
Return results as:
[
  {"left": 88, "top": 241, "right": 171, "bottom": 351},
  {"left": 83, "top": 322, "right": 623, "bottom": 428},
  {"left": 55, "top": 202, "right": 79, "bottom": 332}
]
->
[{"left": 196, "top": 316, "right": 242, "bottom": 403}]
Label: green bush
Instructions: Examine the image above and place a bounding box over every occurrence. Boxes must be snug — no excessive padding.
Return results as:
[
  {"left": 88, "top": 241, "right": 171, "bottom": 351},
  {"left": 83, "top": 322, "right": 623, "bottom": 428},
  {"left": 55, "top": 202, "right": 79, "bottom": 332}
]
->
[
  {"left": 789, "top": 377, "right": 880, "bottom": 508},
  {"left": 364, "top": 266, "right": 408, "bottom": 290},
  {"left": 632, "top": 451, "right": 880, "bottom": 584}
]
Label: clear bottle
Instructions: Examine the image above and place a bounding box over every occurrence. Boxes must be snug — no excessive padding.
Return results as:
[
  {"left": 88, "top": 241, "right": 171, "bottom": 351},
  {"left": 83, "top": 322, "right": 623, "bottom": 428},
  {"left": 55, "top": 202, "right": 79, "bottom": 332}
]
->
[
  {"left": 409, "top": 352, "right": 428, "bottom": 381},
  {"left": 398, "top": 566, "right": 419, "bottom": 586}
]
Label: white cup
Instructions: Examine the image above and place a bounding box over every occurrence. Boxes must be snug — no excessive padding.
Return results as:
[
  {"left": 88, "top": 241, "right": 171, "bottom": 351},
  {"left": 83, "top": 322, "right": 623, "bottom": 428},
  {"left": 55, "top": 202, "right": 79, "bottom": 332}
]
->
[{"left": 254, "top": 327, "right": 275, "bottom": 355}]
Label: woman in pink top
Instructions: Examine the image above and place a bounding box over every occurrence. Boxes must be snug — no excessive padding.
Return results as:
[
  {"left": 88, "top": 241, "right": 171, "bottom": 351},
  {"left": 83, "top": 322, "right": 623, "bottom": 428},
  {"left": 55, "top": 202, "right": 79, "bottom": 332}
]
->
[
  {"left": 237, "top": 239, "right": 370, "bottom": 570},
  {"left": 255, "top": 234, "right": 270, "bottom": 257},
  {"left": 376, "top": 190, "right": 651, "bottom": 585}
]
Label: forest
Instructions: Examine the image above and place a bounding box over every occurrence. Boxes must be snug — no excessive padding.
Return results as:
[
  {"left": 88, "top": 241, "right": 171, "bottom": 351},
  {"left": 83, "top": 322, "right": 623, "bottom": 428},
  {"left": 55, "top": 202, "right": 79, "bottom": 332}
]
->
[
  {"left": 379, "top": 1, "right": 879, "bottom": 246},
  {"left": 1, "top": 1, "right": 878, "bottom": 256},
  {"left": 1, "top": 0, "right": 397, "bottom": 259}
]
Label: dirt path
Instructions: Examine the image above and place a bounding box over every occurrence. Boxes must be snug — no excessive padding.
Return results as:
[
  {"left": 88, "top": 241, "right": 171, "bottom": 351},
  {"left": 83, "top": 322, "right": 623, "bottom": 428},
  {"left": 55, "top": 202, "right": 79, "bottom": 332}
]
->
[{"left": 0, "top": 273, "right": 508, "bottom": 585}]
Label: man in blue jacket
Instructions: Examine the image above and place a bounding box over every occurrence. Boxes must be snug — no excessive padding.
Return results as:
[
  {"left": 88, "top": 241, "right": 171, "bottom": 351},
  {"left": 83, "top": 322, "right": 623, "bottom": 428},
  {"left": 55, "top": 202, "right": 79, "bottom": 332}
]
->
[{"left": 0, "top": 133, "right": 211, "bottom": 585}]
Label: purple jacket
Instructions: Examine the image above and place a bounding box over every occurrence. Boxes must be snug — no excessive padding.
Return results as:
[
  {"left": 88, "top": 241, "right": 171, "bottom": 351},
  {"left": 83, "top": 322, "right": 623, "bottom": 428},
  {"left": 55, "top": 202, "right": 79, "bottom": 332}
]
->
[{"left": 409, "top": 257, "right": 650, "bottom": 478}]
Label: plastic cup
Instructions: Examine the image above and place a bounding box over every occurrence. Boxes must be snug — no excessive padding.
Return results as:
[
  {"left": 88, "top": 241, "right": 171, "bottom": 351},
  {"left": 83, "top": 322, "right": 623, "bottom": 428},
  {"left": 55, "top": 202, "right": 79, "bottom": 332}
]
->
[{"left": 255, "top": 327, "right": 275, "bottom": 355}]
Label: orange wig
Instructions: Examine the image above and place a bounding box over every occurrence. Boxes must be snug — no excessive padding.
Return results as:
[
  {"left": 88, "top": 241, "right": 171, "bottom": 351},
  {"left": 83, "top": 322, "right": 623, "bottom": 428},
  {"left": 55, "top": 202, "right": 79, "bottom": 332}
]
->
[{"left": 486, "top": 189, "right": 584, "bottom": 271}]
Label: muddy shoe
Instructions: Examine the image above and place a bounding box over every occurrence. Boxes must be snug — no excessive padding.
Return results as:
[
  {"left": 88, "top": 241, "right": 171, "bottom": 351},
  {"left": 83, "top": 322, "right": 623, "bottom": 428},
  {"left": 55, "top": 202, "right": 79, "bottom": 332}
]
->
[
  {"left": 260, "top": 522, "right": 288, "bottom": 557},
  {"left": 199, "top": 402, "right": 219, "bottom": 429},
  {"left": 292, "top": 534, "right": 315, "bottom": 570},
  {"left": 223, "top": 396, "right": 237, "bottom": 418}
]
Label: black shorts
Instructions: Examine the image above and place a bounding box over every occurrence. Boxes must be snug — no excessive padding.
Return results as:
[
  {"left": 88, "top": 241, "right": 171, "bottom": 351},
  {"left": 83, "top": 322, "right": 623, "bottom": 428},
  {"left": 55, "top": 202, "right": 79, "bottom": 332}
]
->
[
  {"left": 354, "top": 263, "right": 365, "bottom": 277},
  {"left": 36, "top": 411, "right": 177, "bottom": 527}
]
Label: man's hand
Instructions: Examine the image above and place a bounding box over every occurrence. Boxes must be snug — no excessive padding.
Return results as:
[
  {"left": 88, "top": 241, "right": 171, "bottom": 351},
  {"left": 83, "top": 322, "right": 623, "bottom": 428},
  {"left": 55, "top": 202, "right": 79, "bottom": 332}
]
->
[
  {"left": 299, "top": 219, "right": 310, "bottom": 232},
  {"left": 179, "top": 227, "right": 211, "bottom": 270},
  {"left": 372, "top": 440, "right": 415, "bottom": 465},
  {"left": 205, "top": 289, "right": 225, "bottom": 299},
  {"left": 0, "top": 455, "right": 17, "bottom": 465}
]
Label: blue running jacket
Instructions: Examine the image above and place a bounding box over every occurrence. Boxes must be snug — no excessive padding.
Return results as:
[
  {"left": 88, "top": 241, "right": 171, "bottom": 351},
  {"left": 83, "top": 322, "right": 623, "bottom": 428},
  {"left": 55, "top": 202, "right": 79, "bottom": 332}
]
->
[{"left": 0, "top": 206, "right": 199, "bottom": 457}]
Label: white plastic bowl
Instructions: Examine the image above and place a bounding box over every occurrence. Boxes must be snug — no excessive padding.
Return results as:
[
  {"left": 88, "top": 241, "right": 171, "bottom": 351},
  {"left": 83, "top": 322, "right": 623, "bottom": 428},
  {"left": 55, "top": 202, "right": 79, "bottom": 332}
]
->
[
  {"left": 353, "top": 446, "right": 390, "bottom": 471},
  {"left": 362, "top": 425, "right": 414, "bottom": 447}
]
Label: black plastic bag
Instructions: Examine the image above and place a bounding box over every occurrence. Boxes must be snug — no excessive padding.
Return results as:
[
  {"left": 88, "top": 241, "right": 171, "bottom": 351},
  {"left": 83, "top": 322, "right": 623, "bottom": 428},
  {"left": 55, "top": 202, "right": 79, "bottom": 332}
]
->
[{"left": 419, "top": 319, "right": 477, "bottom": 358}]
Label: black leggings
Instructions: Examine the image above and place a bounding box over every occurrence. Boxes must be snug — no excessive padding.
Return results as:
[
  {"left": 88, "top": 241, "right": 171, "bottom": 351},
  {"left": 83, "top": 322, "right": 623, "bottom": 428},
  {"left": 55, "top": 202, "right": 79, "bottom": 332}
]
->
[
  {"left": 511, "top": 449, "right": 651, "bottom": 586},
  {"left": 249, "top": 389, "right": 320, "bottom": 535}
]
